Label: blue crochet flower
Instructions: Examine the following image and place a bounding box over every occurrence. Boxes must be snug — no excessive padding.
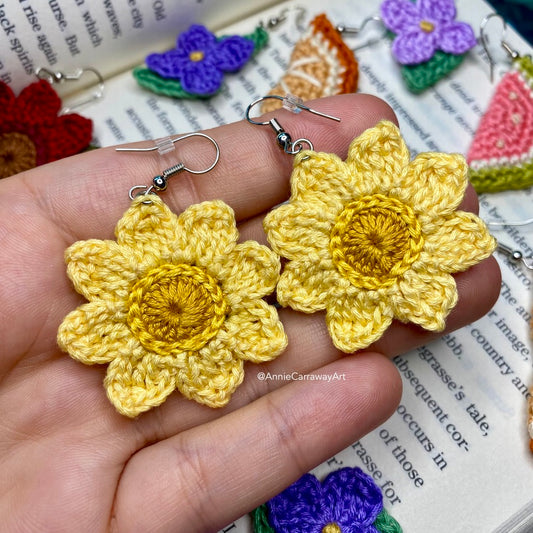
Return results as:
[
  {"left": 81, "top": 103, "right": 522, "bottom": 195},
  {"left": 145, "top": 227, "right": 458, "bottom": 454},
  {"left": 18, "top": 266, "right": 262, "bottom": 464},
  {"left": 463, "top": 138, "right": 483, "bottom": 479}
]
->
[
  {"left": 145, "top": 25, "right": 255, "bottom": 96},
  {"left": 267, "top": 468, "right": 383, "bottom": 533}
]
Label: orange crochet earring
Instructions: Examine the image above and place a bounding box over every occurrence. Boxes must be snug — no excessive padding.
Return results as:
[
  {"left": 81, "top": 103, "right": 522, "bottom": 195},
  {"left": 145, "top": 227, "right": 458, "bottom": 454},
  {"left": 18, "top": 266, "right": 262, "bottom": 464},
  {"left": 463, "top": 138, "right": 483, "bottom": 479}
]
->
[{"left": 57, "top": 133, "right": 287, "bottom": 417}]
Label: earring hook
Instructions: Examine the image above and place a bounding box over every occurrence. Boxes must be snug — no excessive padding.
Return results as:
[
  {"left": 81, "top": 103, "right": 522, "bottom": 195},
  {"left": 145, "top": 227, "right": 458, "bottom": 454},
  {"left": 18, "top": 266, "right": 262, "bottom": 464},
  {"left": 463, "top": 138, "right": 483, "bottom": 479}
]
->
[
  {"left": 245, "top": 95, "right": 340, "bottom": 154},
  {"left": 336, "top": 16, "right": 387, "bottom": 51},
  {"left": 116, "top": 132, "right": 220, "bottom": 200},
  {"left": 479, "top": 13, "right": 519, "bottom": 82},
  {"left": 35, "top": 67, "right": 105, "bottom": 114}
]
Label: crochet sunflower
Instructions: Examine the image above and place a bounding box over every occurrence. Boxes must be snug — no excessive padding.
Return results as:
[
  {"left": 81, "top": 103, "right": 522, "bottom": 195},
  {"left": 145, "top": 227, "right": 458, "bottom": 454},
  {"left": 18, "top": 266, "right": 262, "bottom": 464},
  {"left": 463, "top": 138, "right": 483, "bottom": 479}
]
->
[
  {"left": 264, "top": 121, "right": 496, "bottom": 353},
  {"left": 58, "top": 196, "right": 287, "bottom": 417}
]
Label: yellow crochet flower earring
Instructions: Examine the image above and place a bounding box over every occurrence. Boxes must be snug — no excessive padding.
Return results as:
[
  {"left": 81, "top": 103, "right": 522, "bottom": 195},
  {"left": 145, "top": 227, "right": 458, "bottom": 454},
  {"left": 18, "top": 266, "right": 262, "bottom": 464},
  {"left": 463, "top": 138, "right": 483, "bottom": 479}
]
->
[
  {"left": 256, "top": 116, "right": 496, "bottom": 353},
  {"left": 57, "top": 133, "right": 287, "bottom": 417}
]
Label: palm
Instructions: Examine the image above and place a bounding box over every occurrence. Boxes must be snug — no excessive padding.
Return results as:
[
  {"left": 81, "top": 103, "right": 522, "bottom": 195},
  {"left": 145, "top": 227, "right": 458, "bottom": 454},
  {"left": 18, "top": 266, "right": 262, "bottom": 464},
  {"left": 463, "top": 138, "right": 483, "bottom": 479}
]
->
[{"left": 0, "top": 95, "right": 500, "bottom": 533}]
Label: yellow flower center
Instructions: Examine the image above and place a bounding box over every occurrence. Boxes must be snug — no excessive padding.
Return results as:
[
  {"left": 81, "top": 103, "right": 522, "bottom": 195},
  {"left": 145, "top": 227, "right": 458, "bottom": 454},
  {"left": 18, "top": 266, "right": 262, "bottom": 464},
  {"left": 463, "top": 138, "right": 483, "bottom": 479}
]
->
[
  {"left": 322, "top": 524, "right": 342, "bottom": 533},
  {"left": 127, "top": 263, "right": 228, "bottom": 355},
  {"left": 419, "top": 20, "right": 435, "bottom": 33},
  {"left": 0, "top": 132, "right": 37, "bottom": 179},
  {"left": 189, "top": 50, "right": 205, "bottom": 62},
  {"left": 330, "top": 194, "right": 424, "bottom": 290}
]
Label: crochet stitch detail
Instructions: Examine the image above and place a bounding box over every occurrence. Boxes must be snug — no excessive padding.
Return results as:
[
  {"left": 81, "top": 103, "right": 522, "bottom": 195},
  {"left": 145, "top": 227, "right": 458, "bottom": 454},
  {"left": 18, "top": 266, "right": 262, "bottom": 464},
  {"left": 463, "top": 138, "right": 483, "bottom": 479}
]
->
[
  {"left": 133, "top": 26, "right": 268, "bottom": 98},
  {"left": 467, "top": 55, "right": 533, "bottom": 193},
  {"left": 57, "top": 196, "right": 287, "bottom": 417},
  {"left": 264, "top": 121, "right": 496, "bottom": 353},
  {"left": 251, "top": 467, "right": 402, "bottom": 533},
  {"left": 261, "top": 14, "right": 359, "bottom": 113},
  {"left": 0, "top": 79, "right": 92, "bottom": 178}
]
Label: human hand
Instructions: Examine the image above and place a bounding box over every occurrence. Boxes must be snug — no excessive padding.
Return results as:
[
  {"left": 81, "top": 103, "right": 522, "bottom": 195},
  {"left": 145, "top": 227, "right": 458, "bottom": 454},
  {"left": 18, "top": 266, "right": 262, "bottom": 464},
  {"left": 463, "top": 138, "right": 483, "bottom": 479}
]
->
[{"left": 0, "top": 94, "right": 500, "bottom": 532}]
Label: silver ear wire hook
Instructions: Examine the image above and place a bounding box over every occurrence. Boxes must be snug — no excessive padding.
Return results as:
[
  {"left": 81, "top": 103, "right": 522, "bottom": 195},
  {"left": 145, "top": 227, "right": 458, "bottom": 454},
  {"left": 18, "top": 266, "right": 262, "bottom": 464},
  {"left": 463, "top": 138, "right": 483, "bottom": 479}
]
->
[
  {"left": 479, "top": 13, "right": 520, "bottom": 83},
  {"left": 260, "top": 6, "right": 307, "bottom": 33},
  {"left": 35, "top": 67, "right": 105, "bottom": 114},
  {"left": 496, "top": 242, "right": 533, "bottom": 270},
  {"left": 245, "top": 95, "right": 340, "bottom": 154},
  {"left": 336, "top": 16, "right": 387, "bottom": 51},
  {"left": 116, "top": 132, "right": 220, "bottom": 200}
]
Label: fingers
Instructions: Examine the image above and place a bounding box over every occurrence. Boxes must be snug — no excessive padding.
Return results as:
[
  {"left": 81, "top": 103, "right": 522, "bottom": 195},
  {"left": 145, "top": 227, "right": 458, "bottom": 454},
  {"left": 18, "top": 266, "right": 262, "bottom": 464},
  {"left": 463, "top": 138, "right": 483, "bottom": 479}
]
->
[
  {"left": 112, "top": 354, "right": 402, "bottom": 533},
  {"left": 5, "top": 93, "right": 397, "bottom": 242}
]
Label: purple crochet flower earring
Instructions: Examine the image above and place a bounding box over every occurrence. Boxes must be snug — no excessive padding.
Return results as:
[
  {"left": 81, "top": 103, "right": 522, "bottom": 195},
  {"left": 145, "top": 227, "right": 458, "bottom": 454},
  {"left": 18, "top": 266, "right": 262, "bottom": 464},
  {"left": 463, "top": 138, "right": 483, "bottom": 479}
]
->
[
  {"left": 379, "top": 0, "right": 477, "bottom": 92},
  {"left": 133, "top": 24, "right": 269, "bottom": 99}
]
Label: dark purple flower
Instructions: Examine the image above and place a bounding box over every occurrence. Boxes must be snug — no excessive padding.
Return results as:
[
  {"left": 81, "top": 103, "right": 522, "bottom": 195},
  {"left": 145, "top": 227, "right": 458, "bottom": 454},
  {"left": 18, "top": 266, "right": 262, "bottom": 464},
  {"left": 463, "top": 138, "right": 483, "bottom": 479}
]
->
[
  {"left": 145, "top": 25, "right": 255, "bottom": 95},
  {"left": 267, "top": 467, "right": 383, "bottom": 533},
  {"left": 380, "top": 0, "right": 476, "bottom": 64}
]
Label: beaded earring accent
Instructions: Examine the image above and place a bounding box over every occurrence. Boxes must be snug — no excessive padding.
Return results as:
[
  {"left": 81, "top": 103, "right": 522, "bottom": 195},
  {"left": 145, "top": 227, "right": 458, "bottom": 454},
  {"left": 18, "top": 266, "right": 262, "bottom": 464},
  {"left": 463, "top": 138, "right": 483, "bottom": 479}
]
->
[
  {"left": 260, "top": 13, "right": 359, "bottom": 114},
  {"left": 467, "top": 55, "right": 533, "bottom": 193},
  {"left": 380, "top": 0, "right": 476, "bottom": 93},
  {"left": 133, "top": 24, "right": 268, "bottom": 98},
  {"left": 57, "top": 134, "right": 287, "bottom": 417},
  {"left": 251, "top": 467, "right": 402, "bottom": 533},
  {"left": 0, "top": 78, "right": 93, "bottom": 179},
  {"left": 263, "top": 120, "right": 496, "bottom": 353}
]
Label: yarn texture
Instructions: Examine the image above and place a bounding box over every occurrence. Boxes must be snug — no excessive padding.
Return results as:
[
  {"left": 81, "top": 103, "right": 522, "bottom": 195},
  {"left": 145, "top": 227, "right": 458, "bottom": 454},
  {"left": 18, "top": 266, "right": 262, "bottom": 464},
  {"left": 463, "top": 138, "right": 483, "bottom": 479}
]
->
[
  {"left": 467, "top": 55, "right": 533, "bottom": 193},
  {"left": 0, "top": 79, "right": 92, "bottom": 179},
  {"left": 251, "top": 467, "right": 402, "bottom": 533},
  {"left": 264, "top": 121, "right": 496, "bottom": 353},
  {"left": 261, "top": 14, "right": 359, "bottom": 113},
  {"left": 134, "top": 25, "right": 268, "bottom": 98},
  {"left": 57, "top": 196, "right": 287, "bottom": 417},
  {"left": 380, "top": 0, "right": 476, "bottom": 65}
]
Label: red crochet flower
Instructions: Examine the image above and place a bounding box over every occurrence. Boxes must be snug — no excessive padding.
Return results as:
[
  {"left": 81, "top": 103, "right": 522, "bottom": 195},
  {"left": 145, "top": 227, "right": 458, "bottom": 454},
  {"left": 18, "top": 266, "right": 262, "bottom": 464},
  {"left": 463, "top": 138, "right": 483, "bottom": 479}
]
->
[{"left": 0, "top": 80, "right": 93, "bottom": 179}]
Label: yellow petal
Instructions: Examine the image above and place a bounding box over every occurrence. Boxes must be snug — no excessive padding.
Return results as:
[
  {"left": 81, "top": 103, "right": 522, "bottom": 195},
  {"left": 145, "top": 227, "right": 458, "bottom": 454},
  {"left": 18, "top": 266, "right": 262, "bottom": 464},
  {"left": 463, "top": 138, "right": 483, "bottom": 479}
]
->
[
  {"left": 65, "top": 239, "right": 138, "bottom": 303},
  {"left": 105, "top": 350, "right": 178, "bottom": 417},
  {"left": 218, "top": 299, "right": 287, "bottom": 363},
  {"left": 57, "top": 301, "right": 133, "bottom": 365},
  {"left": 115, "top": 195, "right": 180, "bottom": 264},
  {"left": 417, "top": 211, "right": 497, "bottom": 274},
  {"left": 290, "top": 150, "right": 353, "bottom": 210},
  {"left": 213, "top": 241, "right": 280, "bottom": 305},
  {"left": 264, "top": 201, "right": 333, "bottom": 261},
  {"left": 391, "top": 152, "right": 468, "bottom": 221},
  {"left": 173, "top": 200, "right": 239, "bottom": 266},
  {"left": 346, "top": 121, "right": 410, "bottom": 193},
  {"left": 392, "top": 270, "right": 457, "bottom": 331},
  {"left": 326, "top": 290, "right": 393, "bottom": 352},
  {"left": 176, "top": 346, "right": 244, "bottom": 408},
  {"left": 276, "top": 257, "right": 345, "bottom": 313}
]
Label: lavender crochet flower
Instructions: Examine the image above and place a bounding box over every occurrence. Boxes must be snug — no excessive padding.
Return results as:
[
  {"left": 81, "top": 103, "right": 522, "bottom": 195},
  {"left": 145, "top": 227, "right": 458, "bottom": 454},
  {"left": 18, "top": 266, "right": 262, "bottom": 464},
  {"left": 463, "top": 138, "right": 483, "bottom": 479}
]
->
[
  {"left": 380, "top": 0, "right": 476, "bottom": 65},
  {"left": 145, "top": 25, "right": 255, "bottom": 95},
  {"left": 267, "top": 468, "right": 383, "bottom": 533}
]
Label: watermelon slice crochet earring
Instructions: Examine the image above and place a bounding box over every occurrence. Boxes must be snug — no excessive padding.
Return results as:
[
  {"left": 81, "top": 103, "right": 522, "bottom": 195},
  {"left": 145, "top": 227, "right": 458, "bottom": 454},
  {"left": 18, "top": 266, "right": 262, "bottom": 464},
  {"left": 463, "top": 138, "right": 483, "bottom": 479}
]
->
[
  {"left": 467, "top": 14, "right": 533, "bottom": 193},
  {"left": 57, "top": 133, "right": 287, "bottom": 417}
]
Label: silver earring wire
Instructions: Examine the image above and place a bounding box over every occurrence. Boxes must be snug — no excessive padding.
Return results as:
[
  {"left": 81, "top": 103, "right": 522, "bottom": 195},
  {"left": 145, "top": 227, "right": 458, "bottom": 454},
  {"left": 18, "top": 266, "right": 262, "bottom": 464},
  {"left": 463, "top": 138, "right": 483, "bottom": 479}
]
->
[
  {"left": 245, "top": 95, "right": 340, "bottom": 154},
  {"left": 336, "top": 16, "right": 388, "bottom": 51},
  {"left": 116, "top": 132, "right": 220, "bottom": 200}
]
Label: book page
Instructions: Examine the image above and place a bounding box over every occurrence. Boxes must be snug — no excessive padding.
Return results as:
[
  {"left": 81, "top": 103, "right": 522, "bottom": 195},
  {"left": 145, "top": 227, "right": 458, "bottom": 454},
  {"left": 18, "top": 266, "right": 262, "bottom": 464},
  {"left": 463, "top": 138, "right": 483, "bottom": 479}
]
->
[
  {"left": 0, "top": 0, "right": 281, "bottom": 93},
  {"left": 42, "top": 0, "right": 533, "bottom": 531}
]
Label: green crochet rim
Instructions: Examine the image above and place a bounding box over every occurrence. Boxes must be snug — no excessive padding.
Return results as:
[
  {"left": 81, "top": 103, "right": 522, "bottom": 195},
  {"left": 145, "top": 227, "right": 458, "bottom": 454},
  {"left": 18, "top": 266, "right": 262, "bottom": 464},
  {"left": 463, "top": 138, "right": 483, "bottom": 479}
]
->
[
  {"left": 401, "top": 50, "right": 466, "bottom": 94},
  {"left": 469, "top": 159, "right": 533, "bottom": 193},
  {"left": 250, "top": 503, "right": 403, "bottom": 533},
  {"left": 133, "top": 26, "right": 269, "bottom": 99}
]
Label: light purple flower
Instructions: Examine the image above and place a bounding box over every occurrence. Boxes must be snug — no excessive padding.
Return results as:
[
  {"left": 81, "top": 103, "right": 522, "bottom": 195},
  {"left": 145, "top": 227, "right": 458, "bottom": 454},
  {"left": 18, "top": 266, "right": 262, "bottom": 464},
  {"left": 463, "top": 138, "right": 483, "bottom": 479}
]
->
[
  {"left": 380, "top": 0, "right": 476, "bottom": 64},
  {"left": 145, "top": 25, "right": 254, "bottom": 95}
]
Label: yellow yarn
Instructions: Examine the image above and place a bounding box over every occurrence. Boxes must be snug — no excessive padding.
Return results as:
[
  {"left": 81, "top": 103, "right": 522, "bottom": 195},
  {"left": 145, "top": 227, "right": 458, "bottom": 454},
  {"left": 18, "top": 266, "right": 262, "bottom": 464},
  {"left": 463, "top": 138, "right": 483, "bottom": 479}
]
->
[
  {"left": 264, "top": 120, "right": 497, "bottom": 353},
  {"left": 322, "top": 524, "right": 342, "bottom": 533},
  {"left": 57, "top": 196, "right": 287, "bottom": 417}
]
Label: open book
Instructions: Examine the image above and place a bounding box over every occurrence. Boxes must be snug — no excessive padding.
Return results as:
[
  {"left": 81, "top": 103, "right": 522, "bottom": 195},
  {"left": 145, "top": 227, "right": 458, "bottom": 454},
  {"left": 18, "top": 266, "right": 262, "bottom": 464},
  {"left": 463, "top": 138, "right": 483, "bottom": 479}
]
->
[{"left": 4, "top": 0, "right": 533, "bottom": 531}]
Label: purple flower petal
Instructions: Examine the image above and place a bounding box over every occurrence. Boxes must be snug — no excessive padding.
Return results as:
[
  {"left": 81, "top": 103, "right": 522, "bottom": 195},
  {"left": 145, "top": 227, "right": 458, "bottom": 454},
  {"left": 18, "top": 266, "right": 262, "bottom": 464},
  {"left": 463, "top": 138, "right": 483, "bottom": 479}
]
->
[
  {"left": 179, "top": 59, "right": 223, "bottom": 95},
  {"left": 214, "top": 35, "right": 255, "bottom": 72},
  {"left": 176, "top": 24, "right": 216, "bottom": 54},
  {"left": 392, "top": 29, "right": 439, "bottom": 64},
  {"left": 381, "top": 0, "right": 421, "bottom": 34},
  {"left": 146, "top": 50, "right": 191, "bottom": 78},
  {"left": 267, "top": 474, "right": 326, "bottom": 533},
  {"left": 322, "top": 468, "right": 383, "bottom": 532},
  {"left": 419, "top": 0, "right": 456, "bottom": 24},
  {"left": 438, "top": 21, "right": 477, "bottom": 54}
]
